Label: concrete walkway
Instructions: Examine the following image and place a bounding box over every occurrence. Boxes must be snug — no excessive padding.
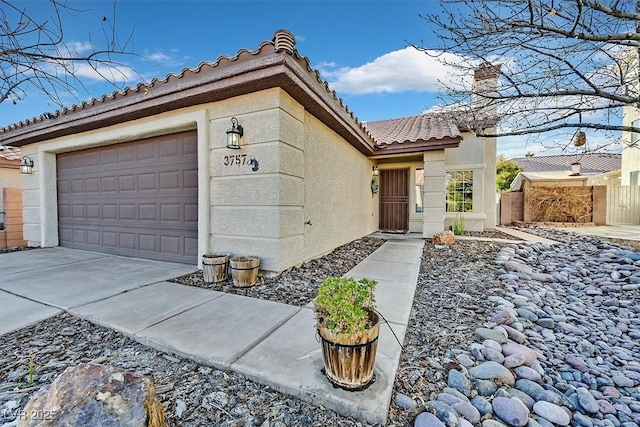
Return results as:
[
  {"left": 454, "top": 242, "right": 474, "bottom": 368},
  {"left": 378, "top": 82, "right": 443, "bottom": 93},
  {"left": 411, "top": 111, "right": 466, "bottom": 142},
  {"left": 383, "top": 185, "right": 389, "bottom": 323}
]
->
[{"left": 0, "top": 240, "right": 424, "bottom": 425}]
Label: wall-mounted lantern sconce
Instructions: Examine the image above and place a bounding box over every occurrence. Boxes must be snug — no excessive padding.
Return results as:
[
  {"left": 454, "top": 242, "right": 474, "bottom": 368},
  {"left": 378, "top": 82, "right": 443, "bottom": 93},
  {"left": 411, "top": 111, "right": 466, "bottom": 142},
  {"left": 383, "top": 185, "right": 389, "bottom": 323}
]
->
[
  {"left": 20, "top": 156, "right": 34, "bottom": 175},
  {"left": 371, "top": 165, "right": 379, "bottom": 197},
  {"left": 226, "top": 117, "right": 244, "bottom": 149}
]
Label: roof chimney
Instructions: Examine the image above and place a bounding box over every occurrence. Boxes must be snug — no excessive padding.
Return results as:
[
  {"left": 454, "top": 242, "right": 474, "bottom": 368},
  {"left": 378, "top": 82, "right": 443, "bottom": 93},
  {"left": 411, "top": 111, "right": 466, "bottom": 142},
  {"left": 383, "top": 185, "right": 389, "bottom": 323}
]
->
[
  {"left": 471, "top": 62, "right": 501, "bottom": 119},
  {"left": 272, "top": 29, "right": 296, "bottom": 54}
]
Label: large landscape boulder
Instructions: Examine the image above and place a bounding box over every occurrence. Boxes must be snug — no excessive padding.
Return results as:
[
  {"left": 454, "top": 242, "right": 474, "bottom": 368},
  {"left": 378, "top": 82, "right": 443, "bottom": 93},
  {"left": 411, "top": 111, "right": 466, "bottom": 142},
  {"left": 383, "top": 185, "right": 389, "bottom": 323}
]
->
[
  {"left": 433, "top": 230, "right": 456, "bottom": 245},
  {"left": 19, "top": 363, "right": 166, "bottom": 427}
]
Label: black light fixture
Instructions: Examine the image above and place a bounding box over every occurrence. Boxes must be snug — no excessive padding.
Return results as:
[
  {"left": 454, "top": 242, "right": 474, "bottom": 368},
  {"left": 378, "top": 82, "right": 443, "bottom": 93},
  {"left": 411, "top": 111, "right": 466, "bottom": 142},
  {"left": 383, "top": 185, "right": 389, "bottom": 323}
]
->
[
  {"left": 372, "top": 165, "right": 379, "bottom": 176},
  {"left": 20, "top": 156, "right": 34, "bottom": 175},
  {"left": 226, "top": 117, "right": 244, "bottom": 149}
]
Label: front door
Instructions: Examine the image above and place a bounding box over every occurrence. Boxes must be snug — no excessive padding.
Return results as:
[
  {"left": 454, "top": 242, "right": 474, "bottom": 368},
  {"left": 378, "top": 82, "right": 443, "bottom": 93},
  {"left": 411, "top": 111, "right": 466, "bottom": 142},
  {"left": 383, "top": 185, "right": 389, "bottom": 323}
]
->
[{"left": 379, "top": 169, "right": 409, "bottom": 232}]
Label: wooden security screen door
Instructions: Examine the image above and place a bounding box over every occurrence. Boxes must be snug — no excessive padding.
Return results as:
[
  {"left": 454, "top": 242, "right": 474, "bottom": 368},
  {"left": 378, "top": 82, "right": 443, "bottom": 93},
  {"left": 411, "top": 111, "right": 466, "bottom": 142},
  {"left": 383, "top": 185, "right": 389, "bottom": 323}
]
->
[{"left": 379, "top": 169, "right": 409, "bottom": 232}]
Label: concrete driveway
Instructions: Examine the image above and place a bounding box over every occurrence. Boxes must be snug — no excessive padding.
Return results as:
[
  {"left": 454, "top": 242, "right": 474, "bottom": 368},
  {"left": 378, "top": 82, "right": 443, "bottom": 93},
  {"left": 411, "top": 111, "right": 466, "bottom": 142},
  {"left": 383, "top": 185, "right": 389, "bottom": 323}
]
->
[{"left": 0, "top": 247, "right": 196, "bottom": 335}]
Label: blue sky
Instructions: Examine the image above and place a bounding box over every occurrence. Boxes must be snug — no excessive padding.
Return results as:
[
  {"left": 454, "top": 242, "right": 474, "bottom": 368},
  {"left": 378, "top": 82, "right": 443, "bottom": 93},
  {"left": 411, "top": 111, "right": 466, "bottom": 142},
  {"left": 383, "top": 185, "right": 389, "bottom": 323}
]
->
[{"left": 0, "top": 0, "right": 621, "bottom": 158}]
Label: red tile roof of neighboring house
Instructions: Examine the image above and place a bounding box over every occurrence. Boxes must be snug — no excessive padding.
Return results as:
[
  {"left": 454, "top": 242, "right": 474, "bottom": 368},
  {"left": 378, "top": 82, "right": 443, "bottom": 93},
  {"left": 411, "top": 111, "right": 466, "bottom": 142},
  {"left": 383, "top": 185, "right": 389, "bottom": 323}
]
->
[
  {"left": 511, "top": 153, "right": 621, "bottom": 175},
  {"left": 0, "top": 144, "right": 22, "bottom": 161}
]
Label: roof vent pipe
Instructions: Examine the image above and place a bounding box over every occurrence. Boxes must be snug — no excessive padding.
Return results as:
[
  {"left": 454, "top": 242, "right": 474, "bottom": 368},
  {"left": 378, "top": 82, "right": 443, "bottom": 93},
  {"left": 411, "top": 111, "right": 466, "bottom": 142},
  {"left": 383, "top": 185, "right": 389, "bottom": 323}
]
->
[{"left": 273, "top": 29, "right": 296, "bottom": 54}]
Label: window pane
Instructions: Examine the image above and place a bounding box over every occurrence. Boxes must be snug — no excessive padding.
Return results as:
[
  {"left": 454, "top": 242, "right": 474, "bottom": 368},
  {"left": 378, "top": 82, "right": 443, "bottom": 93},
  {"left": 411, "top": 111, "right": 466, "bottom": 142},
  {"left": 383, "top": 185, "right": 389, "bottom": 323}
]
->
[
  {"left": 446, "top": 170, "right": 473, "bottom": 213},
  {"left": 415, "top": 168, "right": 424, "bottom": 213}
]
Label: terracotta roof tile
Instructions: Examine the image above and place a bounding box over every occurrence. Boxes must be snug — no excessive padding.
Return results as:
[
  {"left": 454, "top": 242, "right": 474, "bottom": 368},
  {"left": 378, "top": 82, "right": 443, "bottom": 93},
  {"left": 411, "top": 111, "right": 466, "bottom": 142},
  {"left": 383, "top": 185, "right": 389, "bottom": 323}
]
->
[
  {"left": 0, "top": 30, "right": 376, "bottom": 149},
  {"left": 365, "top": 114, "right": 462, "bottom": 146},
  {"left": 0, "top": 144, "right": 21, "bottom": 161},
  {"left": 512, "top": 153, "right": 621, "bottom": 174}
]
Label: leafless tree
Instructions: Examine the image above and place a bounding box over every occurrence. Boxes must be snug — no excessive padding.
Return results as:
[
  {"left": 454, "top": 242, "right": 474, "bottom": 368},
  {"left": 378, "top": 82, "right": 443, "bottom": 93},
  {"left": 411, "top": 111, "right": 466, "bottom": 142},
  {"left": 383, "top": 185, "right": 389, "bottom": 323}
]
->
[
  {"left": 0, "top": 0, "right": 138, "bottom": 107},
  {"left": 419, "top": 0, "right": 639, "bottom": 146}
]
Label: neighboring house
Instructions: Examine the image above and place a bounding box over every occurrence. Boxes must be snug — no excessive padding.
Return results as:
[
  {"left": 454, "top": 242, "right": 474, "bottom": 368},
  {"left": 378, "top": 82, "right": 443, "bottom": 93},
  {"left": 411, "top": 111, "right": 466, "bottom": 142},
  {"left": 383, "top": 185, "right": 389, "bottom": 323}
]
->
[
  {"left": 0, "top": 30, "right": 497, "bottom": 273},
  {"left": 621, "top": 47, "right": 639, "bottom": 185},
  {"left": 510, "top": 153, "right": 622, "bottom": 189},
  {"left": 0, "top": 145, "right": 27, "bottom": 249}
]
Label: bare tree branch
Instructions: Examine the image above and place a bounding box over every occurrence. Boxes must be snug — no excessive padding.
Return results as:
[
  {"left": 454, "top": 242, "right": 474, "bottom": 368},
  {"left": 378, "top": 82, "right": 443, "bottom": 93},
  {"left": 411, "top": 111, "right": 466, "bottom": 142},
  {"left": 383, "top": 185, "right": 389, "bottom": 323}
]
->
[
  {"left": 0, "top": 0, "right": 141, "bottom": 108},
  {"left": 418, "top": 0, "right": 640, "bottom": 146}
]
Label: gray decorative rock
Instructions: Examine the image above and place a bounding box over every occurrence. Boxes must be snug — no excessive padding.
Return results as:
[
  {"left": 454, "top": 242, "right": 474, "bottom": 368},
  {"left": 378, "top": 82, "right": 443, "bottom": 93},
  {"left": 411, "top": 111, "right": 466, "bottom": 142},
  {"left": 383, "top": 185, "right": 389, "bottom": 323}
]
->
[
  {"left": 533, "top": 401, "right": 571, "bottom": 426},
  {"left": 476, "top": 327, "right": 508, "bottom": 344},
  {"left": 492, "top": 396, "right": 530, "bottom": 427},
  {"left": 447, "top": 370, "right": 471, "bottom": 397},
  {"left": 502, "top": 342, "right": 538, "bottom": 366},
  {"left": 469, "top": 361, "right": 515, "bottom": 386},
  {"left": 474, "top": 379, "right": 498, "bottom": 396},
  {"left": 501, "top": 324, "right": 527, "bottom": 344},
  {"left": 424, "top": 401, "right": 459, "bottom": 427},
  {"left": 514, "top": 366, "right": 542, "bottom": 382},
  {"left": 414, "top": 412, "right": 446, "bottom": 427},
  {"left": 504, "top": 353, "right": 528, "bottom": 368},
  {"left": 471, "top": 395, "right": 493, "bottom": 416},
  {"left": 576, "top": 387, "right": 599, "bottom": 414},
  {"left": 515, "top": 379, "right": 546, "bottom": 400},
  {"left": 482, "top": 420, "right": 509, "bottom": 427},
  {"left": 395, "top": 392, "right": 417, "bottom": 410}
]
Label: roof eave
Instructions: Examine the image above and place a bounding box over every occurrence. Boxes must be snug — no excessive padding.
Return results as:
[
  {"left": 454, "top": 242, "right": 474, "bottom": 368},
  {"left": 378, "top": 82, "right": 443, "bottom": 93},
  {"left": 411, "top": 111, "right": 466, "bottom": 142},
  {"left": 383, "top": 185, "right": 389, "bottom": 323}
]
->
[
  {"left": 0, "top": 53, "right": 376, "bottom": 155},
  {"left": 372, "top": 137, "right": 462, "bottom": 155}
]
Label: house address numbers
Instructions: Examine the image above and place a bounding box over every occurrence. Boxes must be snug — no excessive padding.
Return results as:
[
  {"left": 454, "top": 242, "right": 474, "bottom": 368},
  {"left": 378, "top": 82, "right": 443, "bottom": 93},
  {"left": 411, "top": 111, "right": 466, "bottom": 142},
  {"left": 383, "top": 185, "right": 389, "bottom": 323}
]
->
[{"left": 223, "top": 154, "right": 259, "bottom": 172}]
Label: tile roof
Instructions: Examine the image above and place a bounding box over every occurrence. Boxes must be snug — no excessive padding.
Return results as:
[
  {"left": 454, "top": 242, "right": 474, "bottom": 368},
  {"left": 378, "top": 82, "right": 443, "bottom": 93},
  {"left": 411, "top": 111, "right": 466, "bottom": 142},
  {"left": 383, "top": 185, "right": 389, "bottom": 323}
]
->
[
  {"left": 511, "top": 153, "right": 621, "bottom": 175},
  {"left": 0, "top": 144, "right": 21, "bottom": 161},
  {"left": 0, "top": 30, "right": 377, "bottom": 154},
  {"left": 365, "top": 114, "right": 462, "bottom": 145},
  {"left": 0, "top": 30, "right": 474, "bottom": 155}
]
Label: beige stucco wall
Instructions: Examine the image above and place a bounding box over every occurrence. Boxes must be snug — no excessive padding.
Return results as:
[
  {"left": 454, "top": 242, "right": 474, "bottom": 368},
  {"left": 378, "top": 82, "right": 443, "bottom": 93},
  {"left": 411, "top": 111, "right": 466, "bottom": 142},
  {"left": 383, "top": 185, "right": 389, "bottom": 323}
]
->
[
  {"left": 303, "top": 111, "right": 378, "bottom": 262},
  {"left": 443, "top": 133, "right": 497, "bottom": 232},
  {"left": 622, "top": 104, "right": 639, "bottom": 185},
  {"left": 207, "top": 89, "right": 305, "bottom": 273},
  {"left": 622, "top": 48, "right": 639, "bottom": 185},
  {"left": 17, "top": 87, "right": 376, "bottom": 273}
]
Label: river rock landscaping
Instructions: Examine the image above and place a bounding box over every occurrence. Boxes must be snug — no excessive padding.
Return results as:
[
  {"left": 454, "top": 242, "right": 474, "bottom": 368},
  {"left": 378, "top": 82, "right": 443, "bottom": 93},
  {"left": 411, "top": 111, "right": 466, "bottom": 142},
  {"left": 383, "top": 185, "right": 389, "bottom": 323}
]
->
[{"left": 1, "top": 228, "right": 638, "bottom": 427}]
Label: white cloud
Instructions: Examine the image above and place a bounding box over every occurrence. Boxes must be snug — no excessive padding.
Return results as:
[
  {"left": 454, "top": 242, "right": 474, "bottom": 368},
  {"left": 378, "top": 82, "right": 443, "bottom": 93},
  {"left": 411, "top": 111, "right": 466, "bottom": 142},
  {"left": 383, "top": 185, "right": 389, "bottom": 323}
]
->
[
  {"left": 64, "top": 41, "right": 94, "bottom": 56},
  {"left": 318, "top": 47, "right": 472, "bottom": 95},
  {"left": 71, "top": 62, "right": 137, "bottom": 83}
]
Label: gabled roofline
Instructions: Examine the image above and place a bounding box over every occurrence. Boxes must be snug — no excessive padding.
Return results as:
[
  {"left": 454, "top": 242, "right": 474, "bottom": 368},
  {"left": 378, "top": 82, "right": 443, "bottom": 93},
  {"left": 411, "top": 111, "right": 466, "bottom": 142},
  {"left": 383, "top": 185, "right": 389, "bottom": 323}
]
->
[{"left": 0, "top": 30, "right": 378, "bottom": 155}]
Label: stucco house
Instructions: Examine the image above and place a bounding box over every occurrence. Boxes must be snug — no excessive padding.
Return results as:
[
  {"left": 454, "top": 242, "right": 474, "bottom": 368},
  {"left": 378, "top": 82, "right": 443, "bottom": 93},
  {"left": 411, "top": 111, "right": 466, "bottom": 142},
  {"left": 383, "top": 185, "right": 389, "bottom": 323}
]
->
[
  {"left": 621, "top": 47, "right": 639, "bottom": 185},
  {"left": 0, "top": 30, "right": 497, "bottom": 273}
]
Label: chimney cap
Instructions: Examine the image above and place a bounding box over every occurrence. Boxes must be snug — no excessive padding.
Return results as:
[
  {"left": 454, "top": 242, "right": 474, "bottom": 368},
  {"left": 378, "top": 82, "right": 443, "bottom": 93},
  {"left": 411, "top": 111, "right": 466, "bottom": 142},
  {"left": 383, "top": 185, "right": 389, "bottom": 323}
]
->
[{"left": 474, "top": 62, "right": 501, "bottom": 81}]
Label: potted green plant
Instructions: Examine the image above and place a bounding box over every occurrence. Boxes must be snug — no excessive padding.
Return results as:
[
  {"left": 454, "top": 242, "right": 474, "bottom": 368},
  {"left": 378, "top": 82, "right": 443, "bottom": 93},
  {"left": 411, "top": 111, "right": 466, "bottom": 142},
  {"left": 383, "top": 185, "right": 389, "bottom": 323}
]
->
[{"left": 314, "top": 276, "right": 380, "bottom": 390}]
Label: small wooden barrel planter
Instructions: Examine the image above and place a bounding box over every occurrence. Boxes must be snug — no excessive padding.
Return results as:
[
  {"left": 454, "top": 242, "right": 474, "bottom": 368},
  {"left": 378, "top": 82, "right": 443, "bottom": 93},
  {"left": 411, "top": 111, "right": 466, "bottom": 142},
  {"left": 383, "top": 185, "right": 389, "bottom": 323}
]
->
[
  {"left": 229, "top": 256, "right": 260, "bottom": 287},
  {"left": 202, "top": 254, "right": 228, "bottom": 284},
  {"left": 317, "top": 311, "right": 380, "bottom": 390}
]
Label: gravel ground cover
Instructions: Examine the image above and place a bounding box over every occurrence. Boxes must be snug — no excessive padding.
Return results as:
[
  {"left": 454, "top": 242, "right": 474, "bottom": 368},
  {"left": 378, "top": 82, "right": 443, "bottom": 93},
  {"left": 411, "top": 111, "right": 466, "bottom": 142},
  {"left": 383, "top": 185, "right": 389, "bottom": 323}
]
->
[{"left": 1, "top": 228, "right": 638, "bottom": 427}]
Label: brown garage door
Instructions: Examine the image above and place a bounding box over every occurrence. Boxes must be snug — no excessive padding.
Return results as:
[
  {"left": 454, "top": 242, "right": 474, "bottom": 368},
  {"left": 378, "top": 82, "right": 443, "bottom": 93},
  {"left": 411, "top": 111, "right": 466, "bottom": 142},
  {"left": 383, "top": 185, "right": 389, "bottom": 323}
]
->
[{"left": 57, "top": 131, "right": 198, "bottom": 264}]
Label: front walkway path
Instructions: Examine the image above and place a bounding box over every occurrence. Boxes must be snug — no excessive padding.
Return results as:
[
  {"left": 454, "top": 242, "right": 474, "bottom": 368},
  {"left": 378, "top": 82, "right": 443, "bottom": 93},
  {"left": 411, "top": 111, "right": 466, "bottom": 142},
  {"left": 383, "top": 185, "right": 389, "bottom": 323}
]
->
[{"left": 0, "top": 240, "right": 424, "bottom": 425}]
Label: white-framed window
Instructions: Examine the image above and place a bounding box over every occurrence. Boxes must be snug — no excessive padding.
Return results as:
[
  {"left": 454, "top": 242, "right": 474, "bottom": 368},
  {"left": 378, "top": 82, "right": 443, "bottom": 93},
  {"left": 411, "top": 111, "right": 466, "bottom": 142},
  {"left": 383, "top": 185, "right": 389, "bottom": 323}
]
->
[
  {"left": 415, "top": 168, "right": 424, "bottom": 213},
  {"left": 446, "top": 170, "right": 474, "bottom": 212}
]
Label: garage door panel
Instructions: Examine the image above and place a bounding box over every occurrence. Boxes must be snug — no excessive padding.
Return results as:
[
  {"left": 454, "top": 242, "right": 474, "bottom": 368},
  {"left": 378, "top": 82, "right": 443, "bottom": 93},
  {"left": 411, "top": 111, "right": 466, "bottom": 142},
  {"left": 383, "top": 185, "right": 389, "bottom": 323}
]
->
[{"left": 57, "top": 131, "right": 198, "bottom": 264}]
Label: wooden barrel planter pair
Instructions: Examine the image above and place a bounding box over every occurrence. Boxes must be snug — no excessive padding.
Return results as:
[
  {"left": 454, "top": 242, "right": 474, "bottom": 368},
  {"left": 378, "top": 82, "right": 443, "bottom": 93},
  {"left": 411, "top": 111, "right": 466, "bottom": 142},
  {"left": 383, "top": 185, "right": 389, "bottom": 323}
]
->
[
  {"left": 202, "top": 254, "right": 228, "bottom": 284},
  {"left": 229, "top": 256, "right": 260, "bottom": 287},
  {"left": 317, "top": 311, "right": 380, "bottom": 390}
]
